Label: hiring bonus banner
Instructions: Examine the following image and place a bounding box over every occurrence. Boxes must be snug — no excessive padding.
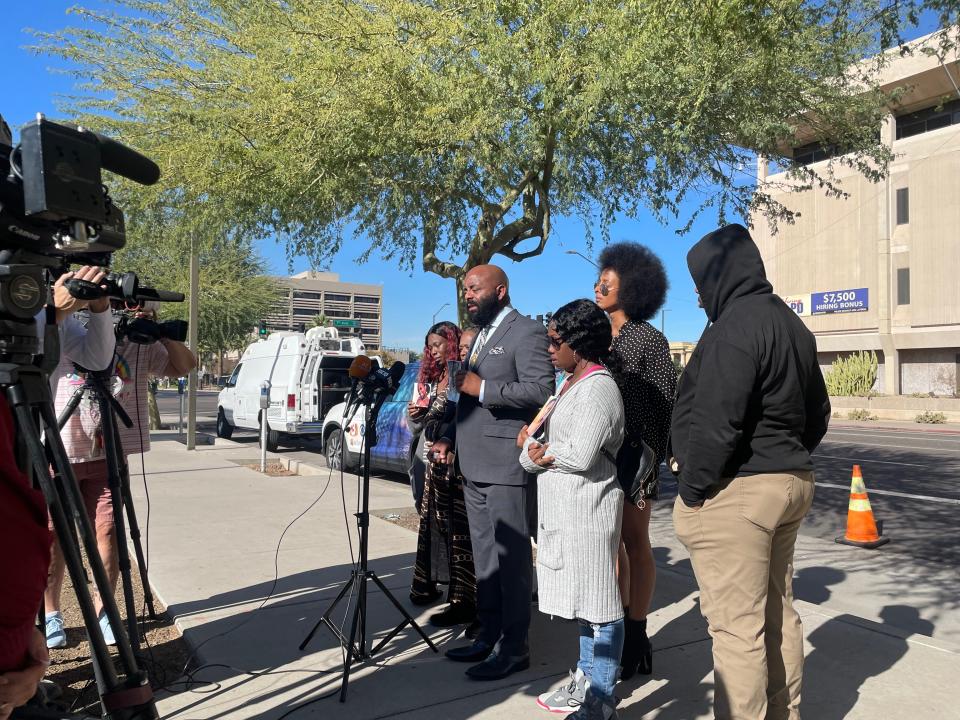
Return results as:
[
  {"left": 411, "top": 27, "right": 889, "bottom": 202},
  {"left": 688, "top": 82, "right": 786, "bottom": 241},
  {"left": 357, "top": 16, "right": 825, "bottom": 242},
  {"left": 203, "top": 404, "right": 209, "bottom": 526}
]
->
[{"left": 811, "top": 288, "right": 869, "bottom": 315}]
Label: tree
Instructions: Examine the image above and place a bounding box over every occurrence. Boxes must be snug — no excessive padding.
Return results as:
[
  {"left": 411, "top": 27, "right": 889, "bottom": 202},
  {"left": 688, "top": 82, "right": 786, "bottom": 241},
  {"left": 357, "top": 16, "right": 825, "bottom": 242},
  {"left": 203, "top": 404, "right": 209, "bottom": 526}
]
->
[
  {"left": 309, "top": 314, "right": 329, "bottom": 329},
  {"left": 111, "top": 205, "right": 281, "bottom": 373},
  {"left": 37, "top": 1, "right": 958, "bottom": 320}
]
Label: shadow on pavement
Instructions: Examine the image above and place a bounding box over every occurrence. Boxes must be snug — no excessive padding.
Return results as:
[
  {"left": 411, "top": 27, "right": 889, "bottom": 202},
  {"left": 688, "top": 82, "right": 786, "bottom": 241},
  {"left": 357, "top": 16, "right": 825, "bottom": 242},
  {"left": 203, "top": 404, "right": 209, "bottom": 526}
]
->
[{"left": 803, "top": 605, "right": 935, "bottom": 720}]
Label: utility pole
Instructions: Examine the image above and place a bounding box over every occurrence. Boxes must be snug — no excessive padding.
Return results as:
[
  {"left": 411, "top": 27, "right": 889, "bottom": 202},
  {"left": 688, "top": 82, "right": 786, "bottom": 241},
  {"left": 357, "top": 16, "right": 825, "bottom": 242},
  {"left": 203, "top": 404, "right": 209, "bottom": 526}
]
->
[
  {"left": 186, "top": 233, "right": 199, "bottom": 450},
  {"left": 660, "top": 308, "right": 671, "bottom": 335}
]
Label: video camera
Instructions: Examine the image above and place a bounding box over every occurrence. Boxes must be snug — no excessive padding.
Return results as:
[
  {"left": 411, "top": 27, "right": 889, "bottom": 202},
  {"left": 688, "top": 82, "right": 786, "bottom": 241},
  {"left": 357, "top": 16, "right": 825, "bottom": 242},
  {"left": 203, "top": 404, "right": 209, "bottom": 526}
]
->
[
  {"left": 115, "top": 314, "right": 188, "bottom": 344},
  {"left": 1, "top": 113, "right": 158, "bottom": 255},
  {"left": 0, "top": 112, "right": 167, "bottom": 359}
]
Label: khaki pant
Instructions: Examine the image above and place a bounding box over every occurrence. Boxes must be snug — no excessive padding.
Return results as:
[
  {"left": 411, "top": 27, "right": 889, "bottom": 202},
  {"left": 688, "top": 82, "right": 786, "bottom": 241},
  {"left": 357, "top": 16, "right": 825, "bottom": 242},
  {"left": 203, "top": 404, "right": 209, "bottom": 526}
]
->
[{"left": 673, "top": 472, "right": 815, "bottom": 720}]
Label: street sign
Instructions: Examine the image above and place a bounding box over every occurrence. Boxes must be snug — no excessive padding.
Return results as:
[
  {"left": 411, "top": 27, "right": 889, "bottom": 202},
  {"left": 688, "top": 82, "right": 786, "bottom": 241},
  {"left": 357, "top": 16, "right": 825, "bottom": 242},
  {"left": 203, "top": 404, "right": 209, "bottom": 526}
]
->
[
  {"left": 332, "top": 319, "right": 361, "bottom": 328},
  {"left": 811, "top": 288, "right": 868, "bottom": 315}
]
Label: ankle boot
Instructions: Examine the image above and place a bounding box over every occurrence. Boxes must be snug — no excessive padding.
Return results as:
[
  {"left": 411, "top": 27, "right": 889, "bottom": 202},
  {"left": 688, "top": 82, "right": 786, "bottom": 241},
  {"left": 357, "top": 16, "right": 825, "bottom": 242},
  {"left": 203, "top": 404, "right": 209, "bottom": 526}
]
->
[{"left": 620, "top": 617, "right": 653, "bottom": 680}]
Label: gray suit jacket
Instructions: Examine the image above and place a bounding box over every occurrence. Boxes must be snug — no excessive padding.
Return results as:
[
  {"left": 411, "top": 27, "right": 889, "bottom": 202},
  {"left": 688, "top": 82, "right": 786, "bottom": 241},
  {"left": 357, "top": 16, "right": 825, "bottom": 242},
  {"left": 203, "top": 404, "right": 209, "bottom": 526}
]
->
[{"left": 451, "top": 309, "right": 553, "bottom": 486}]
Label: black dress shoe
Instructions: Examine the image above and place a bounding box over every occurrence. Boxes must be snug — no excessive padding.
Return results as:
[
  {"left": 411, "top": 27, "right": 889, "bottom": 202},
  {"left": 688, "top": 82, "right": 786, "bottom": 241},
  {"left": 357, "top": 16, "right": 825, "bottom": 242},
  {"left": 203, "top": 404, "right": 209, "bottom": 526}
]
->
[
  {"left": 465, "top": 651, "right": 530, "bottom": 680},
  {"left": 464, "top": 619, "right": 482, "bottom": 640},
  {"left": 445, "top": 640, "right": 494, "bottom": 663},
  {"left": 430, "top": 602, "right": 476, "bottom": 627}
]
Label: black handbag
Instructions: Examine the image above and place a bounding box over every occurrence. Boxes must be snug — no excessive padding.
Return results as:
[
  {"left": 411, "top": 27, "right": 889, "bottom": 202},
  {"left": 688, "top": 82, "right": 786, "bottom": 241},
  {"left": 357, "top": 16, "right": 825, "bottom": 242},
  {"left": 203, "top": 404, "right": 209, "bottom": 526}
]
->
[{"left": 603, "top": 440, "right": 658, "bottom": 508}]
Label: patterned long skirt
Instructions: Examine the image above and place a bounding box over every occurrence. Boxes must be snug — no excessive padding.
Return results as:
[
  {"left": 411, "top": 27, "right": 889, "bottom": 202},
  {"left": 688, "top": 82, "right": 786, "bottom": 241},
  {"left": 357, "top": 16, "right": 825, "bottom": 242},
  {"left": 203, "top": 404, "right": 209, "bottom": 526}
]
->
[{"left": 410, "top": 457, "right": 476, "bottom": 605}]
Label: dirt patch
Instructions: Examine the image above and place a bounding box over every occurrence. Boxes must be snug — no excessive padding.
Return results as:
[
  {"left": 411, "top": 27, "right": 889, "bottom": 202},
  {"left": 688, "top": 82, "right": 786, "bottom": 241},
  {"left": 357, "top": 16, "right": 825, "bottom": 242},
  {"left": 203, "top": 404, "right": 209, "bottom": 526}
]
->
[
  {"left": 47, "top": 560, "right": 190, "bottom": 717},
  {"left": 243, "top": 461, "right": 297, "bottom": 476},
  {"left": 375, "top": 507, "right": 421, "bottom": 534}
]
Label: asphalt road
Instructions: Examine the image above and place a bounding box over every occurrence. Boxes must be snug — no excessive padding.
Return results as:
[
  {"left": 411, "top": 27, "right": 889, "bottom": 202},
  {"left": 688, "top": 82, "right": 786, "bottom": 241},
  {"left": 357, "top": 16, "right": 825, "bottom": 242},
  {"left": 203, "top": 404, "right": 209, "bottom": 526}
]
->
[{"left": 156, "top": 389, "right": 220, "bottom": 418}]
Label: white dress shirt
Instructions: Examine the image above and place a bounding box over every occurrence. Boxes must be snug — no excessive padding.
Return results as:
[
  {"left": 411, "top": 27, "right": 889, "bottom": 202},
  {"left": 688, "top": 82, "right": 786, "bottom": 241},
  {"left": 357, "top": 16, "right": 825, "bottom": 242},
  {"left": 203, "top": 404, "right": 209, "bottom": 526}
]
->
[{"left": 474, "top": 304, "right": 513, "bottom": 405}]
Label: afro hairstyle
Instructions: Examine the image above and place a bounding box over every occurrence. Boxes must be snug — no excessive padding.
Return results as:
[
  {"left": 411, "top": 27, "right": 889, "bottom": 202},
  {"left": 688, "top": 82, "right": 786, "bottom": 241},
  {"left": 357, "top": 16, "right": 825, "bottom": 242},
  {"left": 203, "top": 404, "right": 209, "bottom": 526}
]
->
[{"left": 597, "top": 242, "right": 668, "bottom": 322}]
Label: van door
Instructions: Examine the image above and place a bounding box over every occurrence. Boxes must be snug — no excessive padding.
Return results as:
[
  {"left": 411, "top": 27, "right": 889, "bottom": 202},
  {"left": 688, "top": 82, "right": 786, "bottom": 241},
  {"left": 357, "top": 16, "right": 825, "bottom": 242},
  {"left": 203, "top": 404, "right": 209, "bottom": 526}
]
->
[
  {"left": 220, "top": 362, "right": 243, "bottom": 423},
  {"left": 299, "top": 351, "right": 320, "bottom": 422}
]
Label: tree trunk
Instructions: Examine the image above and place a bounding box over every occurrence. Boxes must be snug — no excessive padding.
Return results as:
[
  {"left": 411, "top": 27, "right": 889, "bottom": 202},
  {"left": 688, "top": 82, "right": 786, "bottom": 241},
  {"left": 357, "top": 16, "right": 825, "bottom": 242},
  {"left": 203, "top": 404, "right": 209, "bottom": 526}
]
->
[{"left": 147, "top": 383, "right": 163, "bottom": 430}]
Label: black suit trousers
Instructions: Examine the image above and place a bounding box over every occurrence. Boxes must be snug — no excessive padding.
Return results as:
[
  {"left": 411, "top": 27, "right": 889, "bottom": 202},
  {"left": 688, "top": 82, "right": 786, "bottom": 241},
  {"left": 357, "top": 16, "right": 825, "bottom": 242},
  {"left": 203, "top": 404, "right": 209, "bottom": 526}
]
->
[{"left": 462, "top": 478, "right": 533, "bottom": 656}]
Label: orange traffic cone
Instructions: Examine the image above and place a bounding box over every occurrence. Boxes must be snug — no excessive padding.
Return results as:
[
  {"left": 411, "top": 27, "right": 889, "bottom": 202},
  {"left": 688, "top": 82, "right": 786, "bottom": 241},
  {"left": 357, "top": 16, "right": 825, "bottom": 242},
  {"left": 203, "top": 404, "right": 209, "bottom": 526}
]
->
[{"left": 835, "top": 465, "right": 890, "bottom": 549}]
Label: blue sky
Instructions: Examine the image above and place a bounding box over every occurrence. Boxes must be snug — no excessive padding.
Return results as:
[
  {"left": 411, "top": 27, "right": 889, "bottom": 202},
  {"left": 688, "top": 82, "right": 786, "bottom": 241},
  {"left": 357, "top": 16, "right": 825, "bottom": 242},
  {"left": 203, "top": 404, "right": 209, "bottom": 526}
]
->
[{"left": 0, "top": 4, "right": 939, "bottom": 348}]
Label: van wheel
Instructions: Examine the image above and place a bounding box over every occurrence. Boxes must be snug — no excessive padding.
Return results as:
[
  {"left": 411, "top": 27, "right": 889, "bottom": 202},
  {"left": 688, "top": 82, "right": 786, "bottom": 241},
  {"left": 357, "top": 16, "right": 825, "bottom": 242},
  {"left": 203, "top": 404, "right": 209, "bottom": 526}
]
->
[
  {"left": 216, "top": 408, "right": 234, "bottom": 439},
  {"left": 259, "top": 416, "right": 280, "bottom": 452}
]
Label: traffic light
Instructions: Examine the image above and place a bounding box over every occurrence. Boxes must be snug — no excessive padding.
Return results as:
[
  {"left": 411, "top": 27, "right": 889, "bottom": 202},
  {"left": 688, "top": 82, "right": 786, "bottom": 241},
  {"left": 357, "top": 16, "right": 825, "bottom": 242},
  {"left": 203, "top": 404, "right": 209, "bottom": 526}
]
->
[{"left": 258, "top": 320, "right": 268, "bottom": 337}]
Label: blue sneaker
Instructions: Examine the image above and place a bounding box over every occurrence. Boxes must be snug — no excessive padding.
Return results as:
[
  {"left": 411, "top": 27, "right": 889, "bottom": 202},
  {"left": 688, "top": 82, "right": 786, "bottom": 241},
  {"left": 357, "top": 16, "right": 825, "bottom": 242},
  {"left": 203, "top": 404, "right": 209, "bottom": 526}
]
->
[
  {"left": 98, "top": 611, "right": 116, "bottom": 646},
  {"left": 45, "top": 611, "right": 67, "bottom": 649}
]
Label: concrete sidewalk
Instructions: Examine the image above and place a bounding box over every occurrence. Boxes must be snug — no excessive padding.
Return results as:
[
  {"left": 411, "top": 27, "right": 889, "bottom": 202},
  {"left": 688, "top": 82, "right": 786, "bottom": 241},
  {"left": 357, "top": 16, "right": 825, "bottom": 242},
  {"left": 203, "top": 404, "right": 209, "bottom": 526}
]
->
[{"left": 126, "top": 435, "right": 959, "bottom": 719}]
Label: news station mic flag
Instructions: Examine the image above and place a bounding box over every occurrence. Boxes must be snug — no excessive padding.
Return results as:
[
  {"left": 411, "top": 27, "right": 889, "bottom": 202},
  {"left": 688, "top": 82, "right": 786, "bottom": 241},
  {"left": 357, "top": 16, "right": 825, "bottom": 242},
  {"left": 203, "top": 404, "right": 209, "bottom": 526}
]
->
[{"left": 343, "top": 357, "right": 406, "bottom": 421}]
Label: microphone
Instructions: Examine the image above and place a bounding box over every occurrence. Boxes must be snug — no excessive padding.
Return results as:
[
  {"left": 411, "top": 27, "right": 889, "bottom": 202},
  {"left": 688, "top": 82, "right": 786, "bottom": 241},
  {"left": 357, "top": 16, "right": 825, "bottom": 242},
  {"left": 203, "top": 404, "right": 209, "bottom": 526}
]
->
[
  {"left": 84, "top": 128, "right": 162, "bottom": 186},
  {"left": 134, "top": 287, "right": 186, "bottom": 303},
  {"left": 386, "top": 361, "right": 406, "bottom": 393},
  {"left": 343, "top": 356, "right": 371, "bottom": 421},
  {"left": 348, "top": 355, "right": 373, "bottom": 379}
]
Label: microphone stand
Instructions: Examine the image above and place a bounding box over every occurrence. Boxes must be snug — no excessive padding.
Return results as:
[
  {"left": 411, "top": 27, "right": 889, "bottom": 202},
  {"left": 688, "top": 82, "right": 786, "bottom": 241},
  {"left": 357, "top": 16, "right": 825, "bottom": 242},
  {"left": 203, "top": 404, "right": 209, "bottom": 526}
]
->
[{"left": 299, "top": 388, "right": 438, "bottom": 701}]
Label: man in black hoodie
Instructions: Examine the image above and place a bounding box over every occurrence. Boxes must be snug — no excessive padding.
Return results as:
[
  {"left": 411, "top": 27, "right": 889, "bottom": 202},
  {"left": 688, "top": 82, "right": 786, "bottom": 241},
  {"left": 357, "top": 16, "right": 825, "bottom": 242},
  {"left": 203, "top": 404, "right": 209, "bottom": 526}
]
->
[{"left": 671, "top": 224, "right": 830, "bottom": 720}]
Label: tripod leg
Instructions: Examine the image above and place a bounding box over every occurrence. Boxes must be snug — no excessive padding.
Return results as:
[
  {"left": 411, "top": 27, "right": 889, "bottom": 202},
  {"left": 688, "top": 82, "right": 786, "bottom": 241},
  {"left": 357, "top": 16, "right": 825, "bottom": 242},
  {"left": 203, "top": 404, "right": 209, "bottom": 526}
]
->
[
  {"left": 299, "top": 573, "right": 356, "bottom": 651},
  {"left": 121, "top": 473, "right": 156, "bottom": 619},
  {"left": 338, "top": 577, "right": 366, "bottom": 703},
  {"left": 368, "top": 573, "right": 439, "bottom": 654},
  {"left": 101, "top": 403, "right": 141, "bottom": 650}
]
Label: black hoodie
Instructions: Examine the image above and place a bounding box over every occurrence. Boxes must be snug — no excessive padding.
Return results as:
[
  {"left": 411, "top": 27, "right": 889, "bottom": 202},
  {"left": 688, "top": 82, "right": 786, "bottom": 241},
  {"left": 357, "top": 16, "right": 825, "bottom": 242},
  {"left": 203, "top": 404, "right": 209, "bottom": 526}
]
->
[{"left": 670, "top": 224, "right": 830, "bottom": 506}]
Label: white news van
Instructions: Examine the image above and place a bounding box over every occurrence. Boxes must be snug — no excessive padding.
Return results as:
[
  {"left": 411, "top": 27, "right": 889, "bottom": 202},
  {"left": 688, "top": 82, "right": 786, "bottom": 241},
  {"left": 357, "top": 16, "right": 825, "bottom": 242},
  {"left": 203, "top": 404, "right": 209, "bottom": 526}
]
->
[{"left": 216, "top": 326, "right": 374, "bottom": 450}]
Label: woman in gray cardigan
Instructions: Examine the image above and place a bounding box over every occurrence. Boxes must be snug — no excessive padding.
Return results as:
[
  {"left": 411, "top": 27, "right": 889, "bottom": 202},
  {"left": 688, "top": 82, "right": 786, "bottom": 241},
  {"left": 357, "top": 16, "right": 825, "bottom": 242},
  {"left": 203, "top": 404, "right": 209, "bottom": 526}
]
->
[{"left": 519, "top": 300, "right": 625, "bottom": 720}]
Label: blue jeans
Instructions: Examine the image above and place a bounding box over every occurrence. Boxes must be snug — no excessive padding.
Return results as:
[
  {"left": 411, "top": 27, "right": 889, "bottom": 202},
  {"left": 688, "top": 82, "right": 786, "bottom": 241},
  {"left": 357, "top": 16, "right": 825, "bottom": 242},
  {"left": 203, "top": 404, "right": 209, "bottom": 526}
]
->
[{"left": 576, "top": 618, "right": 624, "bottom": 704}]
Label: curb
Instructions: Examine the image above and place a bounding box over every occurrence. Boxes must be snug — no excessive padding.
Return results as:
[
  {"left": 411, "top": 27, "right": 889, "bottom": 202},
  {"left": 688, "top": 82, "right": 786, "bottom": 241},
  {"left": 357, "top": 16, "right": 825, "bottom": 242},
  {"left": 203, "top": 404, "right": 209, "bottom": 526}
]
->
[{"left": 832, "top": 423, "right": 960, "bottom": 435}]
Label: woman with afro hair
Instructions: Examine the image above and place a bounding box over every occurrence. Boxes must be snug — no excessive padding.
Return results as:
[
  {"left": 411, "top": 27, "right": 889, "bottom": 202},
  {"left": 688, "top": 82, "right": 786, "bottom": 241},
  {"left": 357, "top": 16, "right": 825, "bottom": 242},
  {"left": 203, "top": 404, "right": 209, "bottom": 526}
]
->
[
  {"left": 595, "top": 242, "right": 676, "bottom": 679},
  {"left": 407, "top": 321, "right": 477, "bottom": 629}
]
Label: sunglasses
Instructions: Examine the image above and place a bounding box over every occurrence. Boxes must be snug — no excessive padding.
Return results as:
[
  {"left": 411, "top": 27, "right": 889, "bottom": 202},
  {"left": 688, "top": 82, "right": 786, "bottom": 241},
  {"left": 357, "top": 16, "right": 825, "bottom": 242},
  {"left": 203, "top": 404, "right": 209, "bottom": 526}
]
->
[
  {"left": 594, "top": 279, "right": 612, "bottom": 297},
  {"left": 547, "top": 334, "right": 567, "bottom": 350}
]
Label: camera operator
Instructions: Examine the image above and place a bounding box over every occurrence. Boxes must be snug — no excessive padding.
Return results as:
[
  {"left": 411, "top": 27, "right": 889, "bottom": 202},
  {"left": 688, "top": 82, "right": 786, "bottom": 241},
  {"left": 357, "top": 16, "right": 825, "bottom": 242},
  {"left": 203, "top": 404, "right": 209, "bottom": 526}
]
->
[
  {"left": 36, "top": 267, "right": 117, "bottom": 651},
  {"left": 44, "top": 300, "right": 196, "bottom": 648}
]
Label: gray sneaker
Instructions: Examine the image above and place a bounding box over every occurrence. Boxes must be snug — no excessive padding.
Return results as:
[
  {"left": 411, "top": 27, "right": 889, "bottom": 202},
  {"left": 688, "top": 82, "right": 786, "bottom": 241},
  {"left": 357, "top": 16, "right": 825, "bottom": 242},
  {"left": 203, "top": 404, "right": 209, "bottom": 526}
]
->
[
  {"left": 537, "top": 668, "right": 589, "bottom": 713},
  {"left": 567, "top": 693, "right": 619, "bottom": 720}
]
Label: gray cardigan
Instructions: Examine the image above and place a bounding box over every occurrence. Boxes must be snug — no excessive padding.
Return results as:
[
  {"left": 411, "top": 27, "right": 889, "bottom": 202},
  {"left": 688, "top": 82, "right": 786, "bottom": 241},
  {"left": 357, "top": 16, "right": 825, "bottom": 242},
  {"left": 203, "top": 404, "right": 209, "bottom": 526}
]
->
[{"left": 520, "top": 369, "right": 625, "bottom": 624}]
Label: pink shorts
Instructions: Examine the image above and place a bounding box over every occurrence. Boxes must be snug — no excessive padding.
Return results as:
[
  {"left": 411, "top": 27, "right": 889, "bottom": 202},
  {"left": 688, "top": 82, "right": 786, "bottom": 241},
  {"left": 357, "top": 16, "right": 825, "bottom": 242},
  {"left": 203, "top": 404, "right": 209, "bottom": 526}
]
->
[{"left": 48, "top": 459, "right": 113, "bottom": 531}]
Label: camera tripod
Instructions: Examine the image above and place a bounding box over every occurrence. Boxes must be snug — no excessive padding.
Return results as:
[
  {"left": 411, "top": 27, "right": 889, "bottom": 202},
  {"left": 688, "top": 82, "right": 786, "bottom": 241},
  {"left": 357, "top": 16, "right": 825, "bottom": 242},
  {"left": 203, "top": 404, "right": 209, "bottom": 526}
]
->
[
  {"left": 299, "top": 392, "right": 438, "bottom": 702},
  {"left": 57, "top": 364, "right": 157, "bottom": 650},
  {"left": 0, "top": 318, "right": 158, "bottom": 719}
]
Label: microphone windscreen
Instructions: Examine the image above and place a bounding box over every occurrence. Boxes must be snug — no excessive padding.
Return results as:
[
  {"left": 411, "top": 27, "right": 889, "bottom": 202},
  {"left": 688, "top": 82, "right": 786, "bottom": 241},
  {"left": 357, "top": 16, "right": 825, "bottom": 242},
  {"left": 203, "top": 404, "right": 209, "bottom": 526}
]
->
[{"left": 348, "top": 355, "right": 373, "bottom": 379}]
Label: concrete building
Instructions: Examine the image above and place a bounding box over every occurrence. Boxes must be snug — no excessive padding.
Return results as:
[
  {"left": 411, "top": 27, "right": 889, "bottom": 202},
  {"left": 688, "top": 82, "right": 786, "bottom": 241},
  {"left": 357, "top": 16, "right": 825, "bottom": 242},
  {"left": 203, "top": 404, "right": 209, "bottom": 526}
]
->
[
  {"left": 753, "top": 29, "right": 960, "bottom": 396},
  {"left": 670, "top": 341, "right": 697, "bottom": 368},
  {"left": 265, "top": 271, "right": 383, "bottom": 349}
]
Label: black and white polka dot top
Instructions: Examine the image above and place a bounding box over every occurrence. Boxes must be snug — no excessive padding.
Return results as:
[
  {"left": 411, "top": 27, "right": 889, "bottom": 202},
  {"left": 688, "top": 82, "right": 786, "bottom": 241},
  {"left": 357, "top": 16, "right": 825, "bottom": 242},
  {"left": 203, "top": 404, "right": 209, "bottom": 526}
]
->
[{"left": 609, "top": 320, "right": 676, "bottom": 464}]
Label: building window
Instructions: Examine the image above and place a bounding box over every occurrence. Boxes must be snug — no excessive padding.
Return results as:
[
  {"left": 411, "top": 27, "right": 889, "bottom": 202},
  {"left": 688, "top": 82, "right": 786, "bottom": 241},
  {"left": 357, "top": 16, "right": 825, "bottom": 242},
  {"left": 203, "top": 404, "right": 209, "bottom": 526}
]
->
[
  {"left": 792, "top": 141, "right": 838, "bottom": 166},
  {"left": 293, "top": 307, "right": 318, "bottom": 317},
  {"left": 897, "top": 267, "right": 910, "bottom": 306},
  {"left": 293, "top": 291, "right": 322, "bottom": 300},
  {"left": 355, "top": 311, "right": 380, "bottom": 320},
  {"left": 325, "top": 293, "right": 351, "bottom": 303},
  {"left": 354, "top": 295, "right": 380, "bottom": 305},
  {"left": 895, "top": 99, "right": 960, "bottom": 140},
  {"left": 324, "top": 308, "right": 351, "bottom": 318},
  {"left": 896, "top": 188, "right": 909, "bottom": 225}
]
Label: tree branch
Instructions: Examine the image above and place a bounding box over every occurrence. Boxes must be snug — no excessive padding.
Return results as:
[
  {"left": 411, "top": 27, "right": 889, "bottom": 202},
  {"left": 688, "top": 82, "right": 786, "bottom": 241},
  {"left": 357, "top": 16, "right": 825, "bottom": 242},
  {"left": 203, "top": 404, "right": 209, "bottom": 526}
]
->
[{"left": 421, "top": 205, "right": 463, "bottom": 279}]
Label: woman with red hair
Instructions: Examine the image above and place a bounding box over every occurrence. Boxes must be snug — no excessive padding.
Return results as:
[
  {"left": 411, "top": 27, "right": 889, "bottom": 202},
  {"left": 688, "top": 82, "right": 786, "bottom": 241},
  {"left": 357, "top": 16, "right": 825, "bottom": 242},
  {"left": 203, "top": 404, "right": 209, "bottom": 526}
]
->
[{"left": 408, "top": 321, "right": 476, "bottom": 628}]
